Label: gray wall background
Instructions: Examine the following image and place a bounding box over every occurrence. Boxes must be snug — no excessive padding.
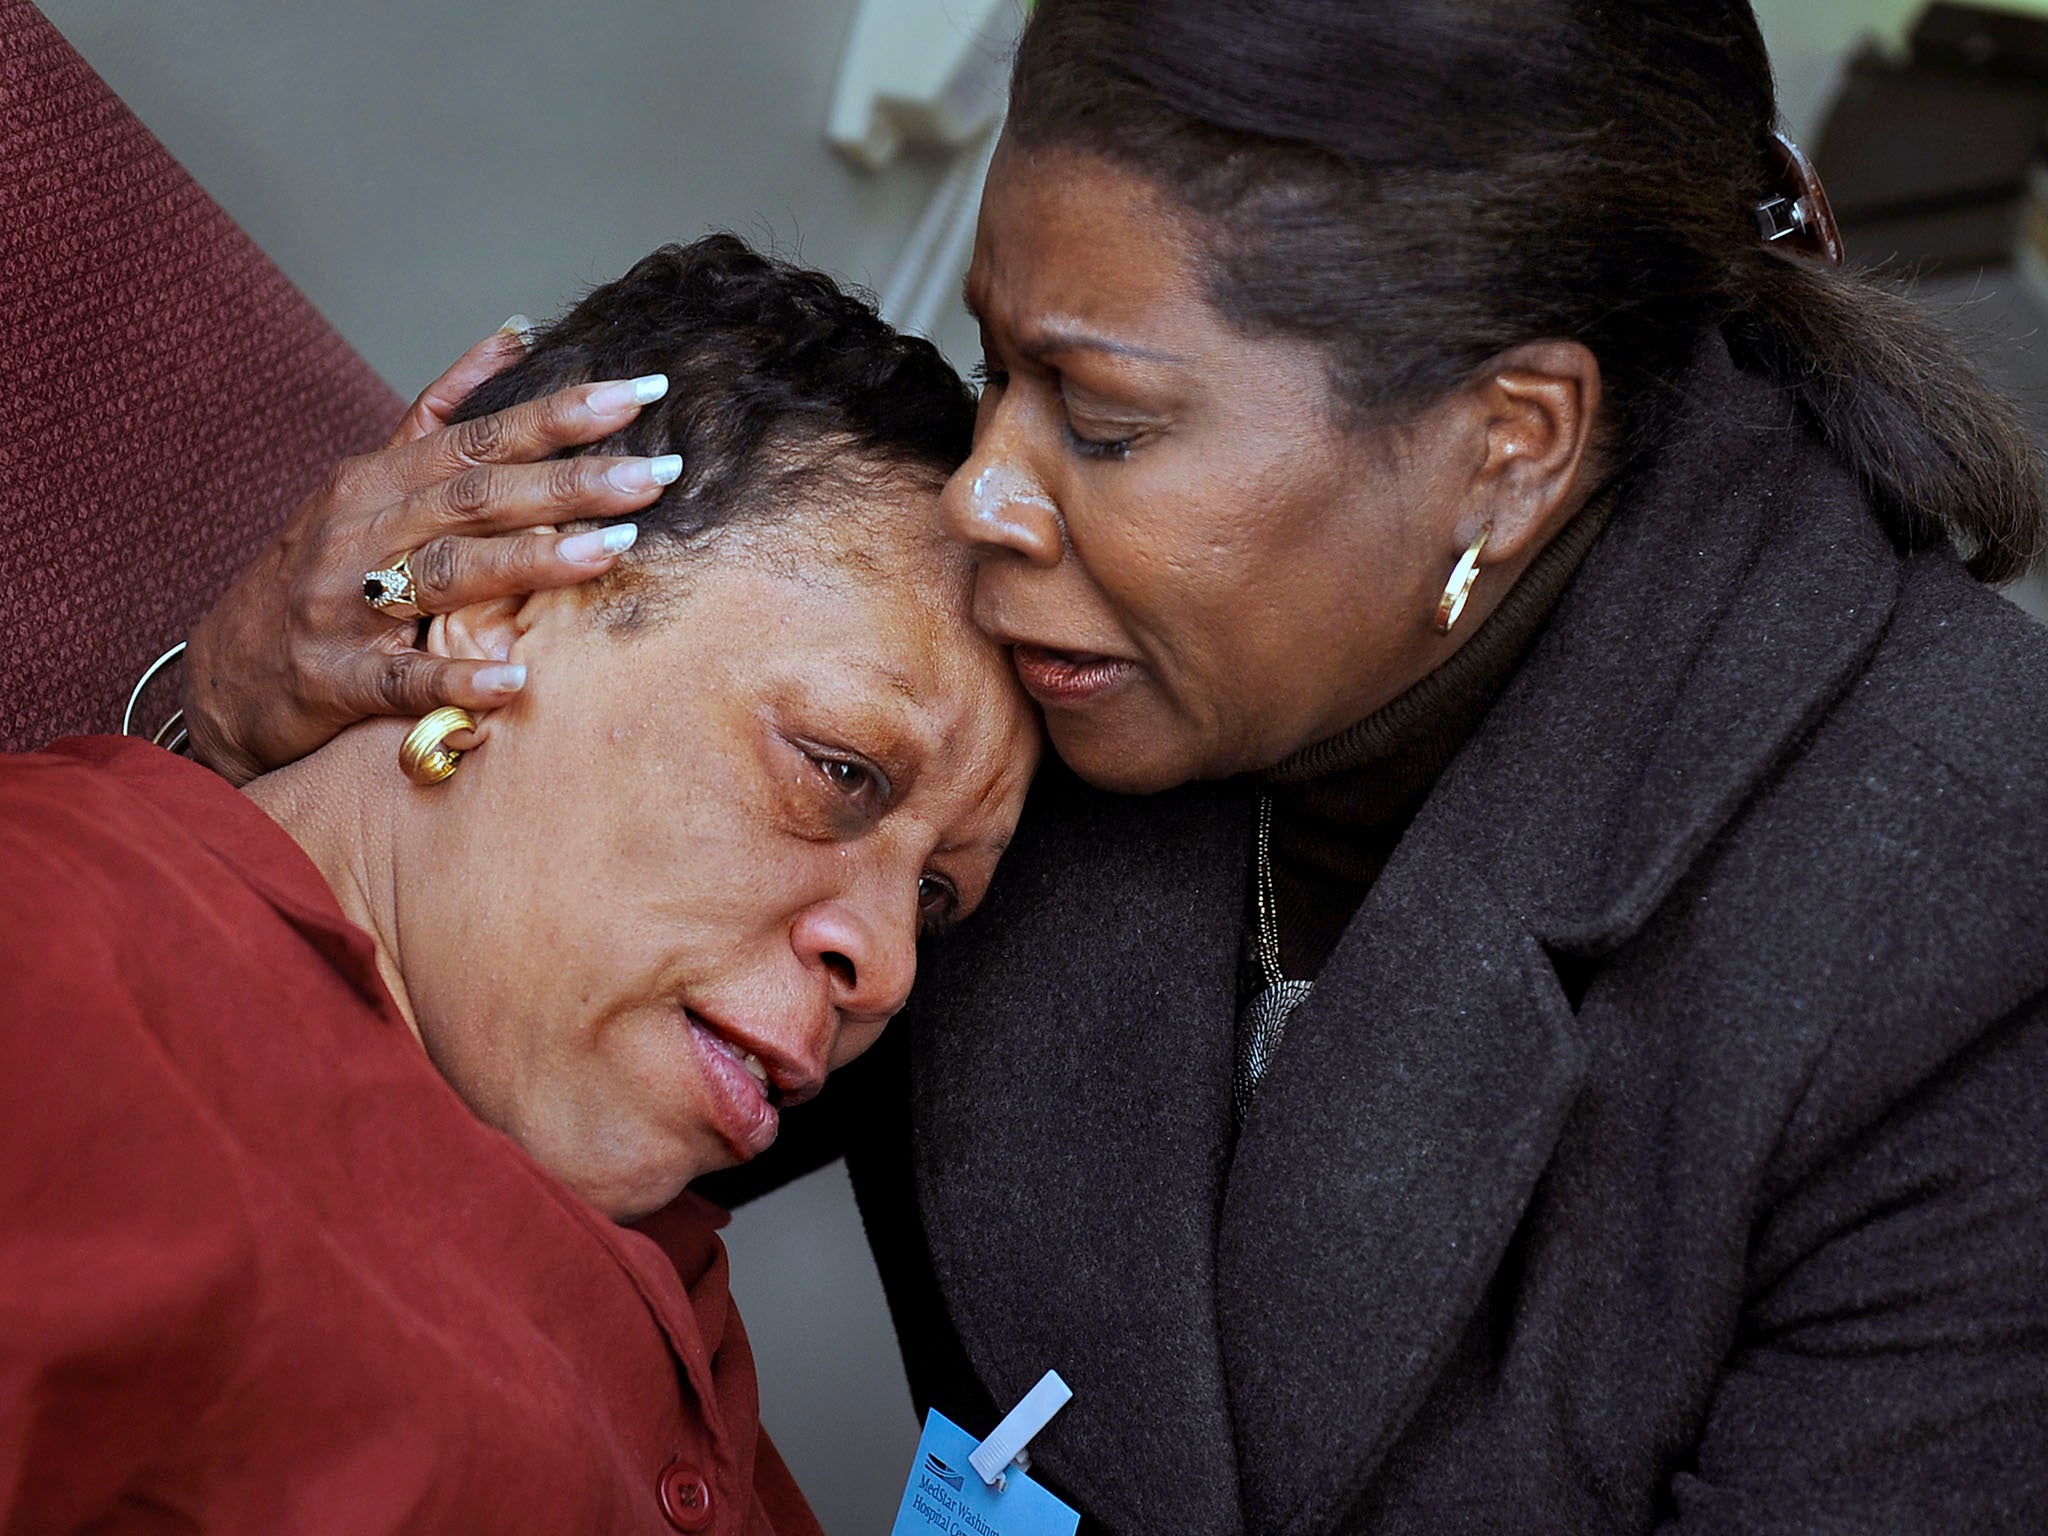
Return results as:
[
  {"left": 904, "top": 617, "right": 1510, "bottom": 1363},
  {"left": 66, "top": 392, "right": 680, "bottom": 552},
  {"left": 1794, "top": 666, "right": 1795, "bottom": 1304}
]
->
[{"left": 33, "top": 2, "right": 2048, "bottom": 1530}]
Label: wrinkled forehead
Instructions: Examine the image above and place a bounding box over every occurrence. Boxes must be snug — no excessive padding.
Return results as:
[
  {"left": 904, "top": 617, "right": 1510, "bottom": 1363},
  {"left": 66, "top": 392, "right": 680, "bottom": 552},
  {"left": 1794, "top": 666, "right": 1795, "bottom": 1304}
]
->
[
  {"left": 968, "top": 142, "right": 1207, "bottom": 332},
  {"left": 778, "top": 502, "right": 1033, "bottom": 807},
  {"left": 732, "top": 471, "right": 1014, "bottom": 726}
]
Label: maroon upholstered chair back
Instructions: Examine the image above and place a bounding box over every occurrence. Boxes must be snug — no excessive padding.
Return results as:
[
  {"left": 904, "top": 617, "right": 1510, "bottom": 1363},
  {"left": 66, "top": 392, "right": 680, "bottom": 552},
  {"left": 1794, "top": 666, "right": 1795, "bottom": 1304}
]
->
[{"left": 0, "top": 0, "right": 402, "bottom": 750}]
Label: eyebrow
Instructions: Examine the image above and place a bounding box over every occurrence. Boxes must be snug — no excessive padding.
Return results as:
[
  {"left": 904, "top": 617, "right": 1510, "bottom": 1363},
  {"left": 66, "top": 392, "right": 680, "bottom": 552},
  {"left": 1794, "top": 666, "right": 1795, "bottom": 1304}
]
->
[
  {"left": 1031, "top": 328, "right": 1189, "bottom": 365},
  {"left": 839, "top": 649, "right": 927, "bottom": 705},
  {"left": 964, "top": 288, "right": 1191, "bottom": 366}
]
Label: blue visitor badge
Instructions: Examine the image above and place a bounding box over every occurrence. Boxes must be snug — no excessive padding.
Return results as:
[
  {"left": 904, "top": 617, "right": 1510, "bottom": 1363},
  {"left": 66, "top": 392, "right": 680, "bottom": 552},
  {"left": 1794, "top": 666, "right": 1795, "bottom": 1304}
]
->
[{"left": 890, "top": 1408, "right": 1080, "bottom": 1536}]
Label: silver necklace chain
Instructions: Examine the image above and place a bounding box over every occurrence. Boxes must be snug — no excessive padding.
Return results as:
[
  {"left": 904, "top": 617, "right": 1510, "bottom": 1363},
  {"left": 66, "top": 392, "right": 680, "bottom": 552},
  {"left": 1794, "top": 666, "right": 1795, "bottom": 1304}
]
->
[
  {"left": 1254, "top": 795, "right": 1284, "bottom": 984},
  {"left": 1237, "top": 795, "right": 1315, "bottom": 1117}
]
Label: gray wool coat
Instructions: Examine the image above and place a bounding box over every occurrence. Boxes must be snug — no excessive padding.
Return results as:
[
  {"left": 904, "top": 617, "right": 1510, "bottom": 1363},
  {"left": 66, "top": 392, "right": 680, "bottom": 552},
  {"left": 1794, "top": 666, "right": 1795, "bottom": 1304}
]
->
[{"left": 715, "top": 340, "right": 2048, "bottom": 1534}]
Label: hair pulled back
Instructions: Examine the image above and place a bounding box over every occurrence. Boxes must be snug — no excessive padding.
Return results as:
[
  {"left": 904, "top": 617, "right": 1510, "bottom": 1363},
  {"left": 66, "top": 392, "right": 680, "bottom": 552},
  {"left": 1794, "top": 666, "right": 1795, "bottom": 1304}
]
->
[{"left": 1007, "top": 0, "right": 2044, "bottom": 583}]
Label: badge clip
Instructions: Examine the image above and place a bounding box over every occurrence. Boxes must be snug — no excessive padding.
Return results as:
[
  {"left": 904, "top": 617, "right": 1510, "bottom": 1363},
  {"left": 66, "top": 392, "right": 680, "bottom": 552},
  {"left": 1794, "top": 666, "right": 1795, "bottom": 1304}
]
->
[{"left": 969, "top": 1371, "right": 1073, "bottom": 1493}]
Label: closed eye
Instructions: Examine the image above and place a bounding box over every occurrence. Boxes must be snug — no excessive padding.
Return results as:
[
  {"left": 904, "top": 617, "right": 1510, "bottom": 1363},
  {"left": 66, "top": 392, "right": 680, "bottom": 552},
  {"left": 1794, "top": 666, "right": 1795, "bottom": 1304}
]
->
[
  {"left": 1064, "top": 422, "right": 1135, "bottom": 460},
  {"left": 974, "top": 352, "right": 1131, "bottom": 458}
]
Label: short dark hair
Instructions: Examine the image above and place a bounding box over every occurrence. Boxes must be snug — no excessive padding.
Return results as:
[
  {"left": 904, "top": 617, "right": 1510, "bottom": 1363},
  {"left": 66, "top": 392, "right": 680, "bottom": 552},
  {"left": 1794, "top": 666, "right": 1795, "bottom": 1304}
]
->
[
  {"left": 453, "top": 234, "right": 977, "bottom": 616},
  {"left": 1008, "top": 0, "right": 2045, "bottom": 583}
]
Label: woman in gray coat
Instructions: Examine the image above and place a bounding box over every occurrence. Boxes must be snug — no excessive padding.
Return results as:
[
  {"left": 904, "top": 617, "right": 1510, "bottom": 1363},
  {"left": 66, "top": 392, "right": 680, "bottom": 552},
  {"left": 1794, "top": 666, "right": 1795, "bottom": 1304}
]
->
[{"left": 179, "top": 1, "right": 2047, "bottom": 1530}]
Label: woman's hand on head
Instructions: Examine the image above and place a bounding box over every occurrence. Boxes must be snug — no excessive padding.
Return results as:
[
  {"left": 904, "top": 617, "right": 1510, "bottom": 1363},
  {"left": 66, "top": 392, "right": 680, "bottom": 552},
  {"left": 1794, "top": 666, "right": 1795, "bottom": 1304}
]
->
[{"left": 181, "top": 325, "right": 676, "bottom": 785}]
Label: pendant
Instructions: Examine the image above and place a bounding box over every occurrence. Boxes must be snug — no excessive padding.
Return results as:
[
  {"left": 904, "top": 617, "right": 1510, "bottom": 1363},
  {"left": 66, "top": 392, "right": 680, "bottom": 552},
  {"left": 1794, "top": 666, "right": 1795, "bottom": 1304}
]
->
[{"left": 1235, "top": 977, "right": 1315, "bottom": 1118}]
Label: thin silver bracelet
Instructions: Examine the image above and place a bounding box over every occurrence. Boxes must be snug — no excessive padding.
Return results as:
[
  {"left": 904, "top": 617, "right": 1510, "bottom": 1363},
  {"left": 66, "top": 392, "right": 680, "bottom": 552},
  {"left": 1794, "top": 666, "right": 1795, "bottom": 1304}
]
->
[{"left": 123, "top": 641, "right": 192, "bottom": 754}]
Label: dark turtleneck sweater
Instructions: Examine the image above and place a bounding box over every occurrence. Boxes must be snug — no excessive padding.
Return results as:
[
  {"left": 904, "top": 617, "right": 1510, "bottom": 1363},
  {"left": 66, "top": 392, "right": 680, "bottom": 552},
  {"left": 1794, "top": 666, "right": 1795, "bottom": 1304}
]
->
[{"left": 1242, "top": 490, "right": 1619, "bottom": 1005}]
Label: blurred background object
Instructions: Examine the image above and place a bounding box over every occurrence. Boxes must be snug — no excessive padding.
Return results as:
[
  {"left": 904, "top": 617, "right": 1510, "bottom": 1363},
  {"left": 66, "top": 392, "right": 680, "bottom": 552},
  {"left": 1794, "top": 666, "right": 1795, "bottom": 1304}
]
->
[
  {"left": 1790, "top": 1, "right": 2048, "bottom": 621},
  {"left": 826, "top": 0, "right": 1014, "bottom": 169},
  {"left": 1816, "top": 8, "right": 2046, "bottom": 273},
  {"left": 20, "top": 1, "right": 2048, "bottom": 1528}
]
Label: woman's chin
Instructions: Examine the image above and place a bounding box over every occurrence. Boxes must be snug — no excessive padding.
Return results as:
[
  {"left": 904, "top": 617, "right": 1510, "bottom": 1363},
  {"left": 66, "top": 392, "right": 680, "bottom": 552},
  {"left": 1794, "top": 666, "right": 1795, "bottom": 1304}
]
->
[
  {"left": 533, "top": 1137, "right": 713, "bottom": 1225},
  {"left": 1046, "top": 712, "right": 1202, "bottom": 796},
  {"left": 576, "top": 1166, "right": 697, "bottom": 1225}
]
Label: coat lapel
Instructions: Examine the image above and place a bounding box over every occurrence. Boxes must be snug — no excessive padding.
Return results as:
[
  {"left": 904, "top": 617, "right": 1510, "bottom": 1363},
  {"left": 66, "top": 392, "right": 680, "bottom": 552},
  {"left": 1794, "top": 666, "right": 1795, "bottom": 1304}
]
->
[
  {"left": 911, "top": 772, "right": 1254, "bottom": 1536},
  {"left": 1220, "top": 846, "right": 1585, "bottom": 1536},
  {"left": 1216, "top": 338, "right": 1906, "bottom": 1536}
]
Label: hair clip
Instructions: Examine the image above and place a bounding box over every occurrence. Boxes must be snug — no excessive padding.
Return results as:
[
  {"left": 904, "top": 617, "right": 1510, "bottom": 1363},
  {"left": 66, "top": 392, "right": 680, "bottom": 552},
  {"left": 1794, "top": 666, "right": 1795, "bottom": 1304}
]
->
[{"left": 1753, "top": 131, "right": 1846, "bottom": 268}]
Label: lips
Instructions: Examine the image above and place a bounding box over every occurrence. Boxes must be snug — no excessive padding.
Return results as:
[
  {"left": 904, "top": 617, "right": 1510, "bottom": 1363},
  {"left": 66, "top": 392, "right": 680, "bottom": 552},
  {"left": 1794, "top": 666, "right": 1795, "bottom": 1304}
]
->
[
  {"left": 686, "top": 1011, "right": 825, "bottom": 1162},
  {"left": 1010, "top": 644, "right": 1140, "bottom": 707}
]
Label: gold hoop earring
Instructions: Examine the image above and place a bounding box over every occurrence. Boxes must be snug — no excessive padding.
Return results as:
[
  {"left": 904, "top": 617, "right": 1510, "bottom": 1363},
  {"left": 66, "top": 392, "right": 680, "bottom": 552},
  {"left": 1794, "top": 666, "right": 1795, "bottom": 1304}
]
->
[
  {"left": 1434, "top": 527, "right": 1491, "bottom": 635},
  {"left": 399, "top": 707, "right": 477, "bottom": 786}
]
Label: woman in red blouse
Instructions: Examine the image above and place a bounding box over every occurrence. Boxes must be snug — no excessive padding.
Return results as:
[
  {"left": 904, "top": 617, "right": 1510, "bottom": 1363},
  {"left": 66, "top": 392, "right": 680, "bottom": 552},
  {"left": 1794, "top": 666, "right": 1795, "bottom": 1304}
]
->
[{"left": 0, "top": 237, "right": 1037, "bottom": 1534}]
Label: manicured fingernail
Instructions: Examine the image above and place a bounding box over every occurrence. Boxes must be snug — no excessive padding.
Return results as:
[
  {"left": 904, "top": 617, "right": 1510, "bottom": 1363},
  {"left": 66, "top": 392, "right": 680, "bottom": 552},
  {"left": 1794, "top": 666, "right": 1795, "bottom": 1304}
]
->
[
  {"left": 498, "top": 313, "right": 537, "bottom": 347},
  {"left": 603, "top": 455, "right": 681, "bottom": 493},
  {"left": 559, "top": 523, "right": 639, "bottom": 562},
  {"left": 586, "top": 374, "right": 669, "bottom": 413},
  {"left": 474, "top": 663, "right": 527, "bottom": 694}
]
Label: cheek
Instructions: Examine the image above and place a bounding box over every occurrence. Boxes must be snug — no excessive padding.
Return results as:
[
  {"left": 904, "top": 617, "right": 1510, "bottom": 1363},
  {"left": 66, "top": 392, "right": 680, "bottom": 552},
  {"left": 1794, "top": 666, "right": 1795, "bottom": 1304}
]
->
[
  {"left": 1072, "top": 469, "right": 1341, "bottom": 666},
  {"left": 1064, "top": 489, "right": 1237, "bottom": 637},
  {"left": 406, "top": 721, "right": 703, "bottom": 1025}
]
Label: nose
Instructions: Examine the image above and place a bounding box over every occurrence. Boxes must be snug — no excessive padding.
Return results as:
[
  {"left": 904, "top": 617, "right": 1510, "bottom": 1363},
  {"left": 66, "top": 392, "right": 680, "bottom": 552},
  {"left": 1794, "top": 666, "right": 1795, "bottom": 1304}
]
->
[
  {"left": 790, "top": 891, "right": 919, "bottom": 1029},
  {"left": 940, "top": 421, "right": 1064, "bottom": 569}
]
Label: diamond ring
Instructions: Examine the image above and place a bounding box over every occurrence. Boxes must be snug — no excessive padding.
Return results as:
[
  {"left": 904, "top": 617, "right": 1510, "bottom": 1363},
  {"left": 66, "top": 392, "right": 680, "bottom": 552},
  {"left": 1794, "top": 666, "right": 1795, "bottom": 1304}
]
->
[{"left": 362, "top": 553, "right": 420, "bottom": 617}]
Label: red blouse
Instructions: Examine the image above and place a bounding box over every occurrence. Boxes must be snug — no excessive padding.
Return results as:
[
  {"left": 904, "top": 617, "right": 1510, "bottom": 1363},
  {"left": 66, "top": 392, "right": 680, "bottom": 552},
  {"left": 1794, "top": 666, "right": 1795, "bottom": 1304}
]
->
[{"left": 0, "top": 738, "right": 824, "bottom": 1536}]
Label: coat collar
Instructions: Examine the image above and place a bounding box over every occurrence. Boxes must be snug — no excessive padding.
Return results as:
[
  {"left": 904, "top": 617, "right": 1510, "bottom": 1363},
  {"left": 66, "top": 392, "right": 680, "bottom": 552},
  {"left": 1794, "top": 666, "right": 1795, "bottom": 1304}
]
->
[
  {"left": 1459, "top": 338, "right": 1905, "bottom": 954},
  {"left": 910, "top": 339, "right": 1906, "bottom": 1536},
  {"left": 48, "top": 736, "right": 404, "bottom": 1019}
]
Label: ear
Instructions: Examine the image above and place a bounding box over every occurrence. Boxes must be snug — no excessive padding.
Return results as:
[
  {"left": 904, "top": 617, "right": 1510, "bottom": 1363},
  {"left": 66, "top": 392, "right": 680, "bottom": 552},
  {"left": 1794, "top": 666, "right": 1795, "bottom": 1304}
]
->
[
  {"left": 422, "top": 597, "right": 527, "bottom": 749},
  {"left": 425, "top": 595, "right": 525, "bottom": 666},
  {"left": 1461, "top": 339, "right": 1603, "bottom": 567}
]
